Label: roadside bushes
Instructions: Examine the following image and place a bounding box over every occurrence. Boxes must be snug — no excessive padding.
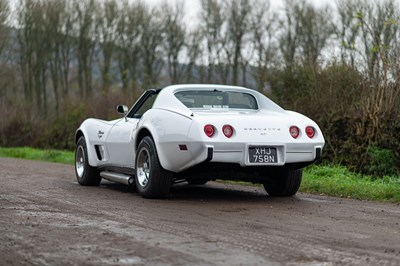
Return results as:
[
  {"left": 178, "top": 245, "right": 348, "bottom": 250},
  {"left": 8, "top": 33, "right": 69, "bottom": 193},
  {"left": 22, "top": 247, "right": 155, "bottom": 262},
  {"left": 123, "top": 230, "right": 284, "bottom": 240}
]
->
[
  {"left": 42, "top": 101, "right": 87, "bottom": 150},
  {"left": 366, "top": 146, "right": 398, "bottom": 177},
  {"left": 269, "top": 62, "right": 400, "bottom": 177},
  {"left": 0, "top": 114, "right": 41, "bottom": 148},
  {"left": 0, "top": 107, "right": 80, "bottom": 150},
  {"left": 0, "top": 91, "right": 129, "bottom": 151}
]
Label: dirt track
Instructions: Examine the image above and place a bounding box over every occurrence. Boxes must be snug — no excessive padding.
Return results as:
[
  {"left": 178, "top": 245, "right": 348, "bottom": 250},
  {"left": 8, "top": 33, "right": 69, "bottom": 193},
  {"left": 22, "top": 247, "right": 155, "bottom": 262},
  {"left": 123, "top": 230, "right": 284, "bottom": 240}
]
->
[{"left": 0, "top": 157, "right": 399, "bottom": 265}]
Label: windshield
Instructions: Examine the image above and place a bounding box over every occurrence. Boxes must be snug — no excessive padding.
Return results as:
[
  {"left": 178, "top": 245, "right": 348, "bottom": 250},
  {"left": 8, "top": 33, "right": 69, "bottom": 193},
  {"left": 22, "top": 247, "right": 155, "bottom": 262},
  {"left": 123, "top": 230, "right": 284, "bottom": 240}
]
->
[{"left": 175, "top": 90, "right": 258, "bottom": 110}]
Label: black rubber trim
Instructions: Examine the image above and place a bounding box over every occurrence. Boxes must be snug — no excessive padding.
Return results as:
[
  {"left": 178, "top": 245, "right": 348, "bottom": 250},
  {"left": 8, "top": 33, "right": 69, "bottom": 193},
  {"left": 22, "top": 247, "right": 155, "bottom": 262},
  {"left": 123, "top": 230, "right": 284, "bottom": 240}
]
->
[
  {"left": 205, "top": 147, "right": 213, "bottom": 163},
  {"left": 127, "top": 89, "right": 160, "bottom": 118},
  {"left": 315, "top": 147, "right": 321, "bottom": 159},
  {"left": 94, "top": 145, "right": 102, "bottom": 160}
]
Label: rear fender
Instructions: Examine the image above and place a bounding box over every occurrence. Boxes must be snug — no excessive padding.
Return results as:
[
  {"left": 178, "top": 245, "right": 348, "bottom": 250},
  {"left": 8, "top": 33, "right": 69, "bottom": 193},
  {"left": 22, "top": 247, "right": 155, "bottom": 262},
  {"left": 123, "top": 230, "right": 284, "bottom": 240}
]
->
[{"left": 136, "top": 109, "right": 194, "bottom": 172}]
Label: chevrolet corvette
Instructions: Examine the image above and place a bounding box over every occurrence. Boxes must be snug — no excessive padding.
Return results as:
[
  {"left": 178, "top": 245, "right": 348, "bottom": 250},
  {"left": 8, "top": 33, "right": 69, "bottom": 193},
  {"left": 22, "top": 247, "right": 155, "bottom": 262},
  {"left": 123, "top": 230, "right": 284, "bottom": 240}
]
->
[{"left": 75, "top": 84, "right": 325, "bottom": 198}]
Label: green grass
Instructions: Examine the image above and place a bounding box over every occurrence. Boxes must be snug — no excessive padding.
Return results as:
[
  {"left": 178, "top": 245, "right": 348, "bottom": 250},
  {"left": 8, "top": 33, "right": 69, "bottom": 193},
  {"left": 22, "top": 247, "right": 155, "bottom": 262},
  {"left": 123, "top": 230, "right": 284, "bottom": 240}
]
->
[
  {"left": 302, "top": 165, "right": 400, "bottom": 203},
  {"left": 0, "top": 147, "right": 399, "bottom": 203},
  {"left": 0, "top": 147, "right": 74, "bottom": 165}
]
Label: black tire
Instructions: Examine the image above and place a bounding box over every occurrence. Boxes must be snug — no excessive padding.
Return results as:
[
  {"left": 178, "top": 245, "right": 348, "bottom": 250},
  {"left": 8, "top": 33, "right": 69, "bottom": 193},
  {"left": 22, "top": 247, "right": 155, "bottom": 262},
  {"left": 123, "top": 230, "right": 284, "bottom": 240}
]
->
[
  {"left": 75, "top": 136, "right": 102, "bottom": 186},
  {"left": 263, "top": 169, "right": 302, "bottom": 197},
  {"left": 135, "top": 136, "right": 173, "bottom": 199}
]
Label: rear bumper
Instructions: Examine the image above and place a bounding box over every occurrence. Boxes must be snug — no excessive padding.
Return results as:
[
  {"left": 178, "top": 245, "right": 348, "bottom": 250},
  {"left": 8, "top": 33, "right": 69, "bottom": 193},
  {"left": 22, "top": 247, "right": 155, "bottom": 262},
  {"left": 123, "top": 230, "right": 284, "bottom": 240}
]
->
[
  {"left": 159, "top": 140, "right": 324, "bottom": 173},
  {"left": 204, "top": 145, "right": 321, "bottom": 169},
  {"left": 207, "top": 142, "right": 323, "bottom": 166}
]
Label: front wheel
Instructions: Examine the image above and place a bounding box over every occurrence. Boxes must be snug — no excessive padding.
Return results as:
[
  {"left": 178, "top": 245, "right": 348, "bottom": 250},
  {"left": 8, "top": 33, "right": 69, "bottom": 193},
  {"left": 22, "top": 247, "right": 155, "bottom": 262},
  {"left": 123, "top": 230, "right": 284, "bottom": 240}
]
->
[
  {"left": 75, "top": 136, "right": 101, "bottom": 186},
  {"left": 135, "top": 136, "right": 173, "bottom": 199},
  {"left": 263, "top": 169, "right": 302, "bottom": 197}
]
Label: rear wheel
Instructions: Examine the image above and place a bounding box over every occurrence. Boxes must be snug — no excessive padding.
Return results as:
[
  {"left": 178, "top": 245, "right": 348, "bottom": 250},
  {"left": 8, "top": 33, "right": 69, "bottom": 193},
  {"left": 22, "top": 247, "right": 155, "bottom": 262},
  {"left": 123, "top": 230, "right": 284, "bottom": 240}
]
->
[
  {"left": 75, "top": 136, "right": 101, "bottom": 186},
  {"left": 263, "top": 169, "right": 302, "bottom": 197},
  {"left": 135, "top": 136, "right": 173, "bottom": 198}
]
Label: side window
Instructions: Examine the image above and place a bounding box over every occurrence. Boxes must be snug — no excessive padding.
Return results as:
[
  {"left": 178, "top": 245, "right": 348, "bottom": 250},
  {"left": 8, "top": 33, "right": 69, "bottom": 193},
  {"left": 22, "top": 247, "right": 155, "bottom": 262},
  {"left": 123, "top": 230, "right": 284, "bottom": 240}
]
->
[{"left": 132, "top": 93, "right": 157, "bottom": 118}]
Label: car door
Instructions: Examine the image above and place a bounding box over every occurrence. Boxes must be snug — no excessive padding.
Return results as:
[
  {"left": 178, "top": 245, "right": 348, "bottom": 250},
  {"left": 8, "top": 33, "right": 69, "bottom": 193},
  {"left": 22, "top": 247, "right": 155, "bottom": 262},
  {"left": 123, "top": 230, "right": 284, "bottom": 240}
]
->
[
  {"left": 105, "top": 117, "right": 139, "bottom": 168},
  {"left": 106, "top": 90, "right": 159, "bottom": 168}
]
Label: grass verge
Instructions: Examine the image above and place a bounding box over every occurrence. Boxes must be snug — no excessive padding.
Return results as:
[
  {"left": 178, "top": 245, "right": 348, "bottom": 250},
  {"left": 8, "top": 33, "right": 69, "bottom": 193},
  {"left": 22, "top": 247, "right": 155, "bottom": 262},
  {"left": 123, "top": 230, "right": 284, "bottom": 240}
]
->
[
  {"left": 0, "top": 147, "right": 74, "bottom": 165},
  {"left": 302, "top": 165, "right": 400, "bottom": 203},
  {"left": 0, "top": 147, "right": 399, "bottom": 203}
]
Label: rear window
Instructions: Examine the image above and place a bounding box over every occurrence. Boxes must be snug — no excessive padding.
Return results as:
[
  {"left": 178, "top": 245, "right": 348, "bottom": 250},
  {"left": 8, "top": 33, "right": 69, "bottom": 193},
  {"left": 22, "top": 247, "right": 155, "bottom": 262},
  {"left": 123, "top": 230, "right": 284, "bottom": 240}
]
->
[{"left": 175, "top": 90, "right": 258, "bottom": 110}]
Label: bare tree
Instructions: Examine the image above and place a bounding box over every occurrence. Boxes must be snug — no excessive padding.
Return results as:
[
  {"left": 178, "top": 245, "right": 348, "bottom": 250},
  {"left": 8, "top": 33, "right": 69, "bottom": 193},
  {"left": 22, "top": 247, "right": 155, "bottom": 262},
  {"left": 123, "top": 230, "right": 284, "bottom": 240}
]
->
[
  {"left": 278, "top": 0, "right": 302, "bottom": 70},
  {"left": 332, "top": 0, "right": 400, "bottom": 168},
  {"left": 357, "top": 0, "right": 398, "bottom": 81},
  {"left": 296, "top": 3, "right": 334, "bottom": 66},
  {"left": 45, "top": 0, "right": 63, "bottom": 116},
  {"left": 200, "top": 0, "right": 224, "bottom": 83},
  {"left": 116, "top": 0, "right": 145, "bottom": 94},
  {"left": 59, "top": 1, "right": 74, "bottom": 98},
  {"left": 44, "top": 0, "right": 75, "bottom": 116},
  {"left": 96, "top": 0, "right": 119, "bottom": 92},
  {"left": 0, "top": 0, "right": 9, "bottom": 57},
  {"left": 279, "top": 0, "right": 333, "bottom": 68},
  {"left": 73, "top": 0, "right": 97, "bottom": 98},
  {"left": 161, "top": 1, "right": 186, "bottom": 84},
  {"left": 224, "top": 0, "right": 251, "bottom": 85},
  {"left": 16, "top": 0, "right": 34, "bottom": 104},
  {"left": 0, "top": 0, "right": 11, "bottom": 107},
  {"left": 16, "top": 0, "right": 51, "bottom": 114},
  {"left": 185, "top": 29, "right": 203, "bottom": 83},
  {"left": 335, "top": 0, "right": 360, "bottom": 67},
  {"left": 391, "top": 22, "right": 400, "bottom": 82},
  {"left": 251, "top": 0, "right": 276, "bottom": 91},
  {"left": 141, "top": 5, "right": 163, "bottom": 88}
]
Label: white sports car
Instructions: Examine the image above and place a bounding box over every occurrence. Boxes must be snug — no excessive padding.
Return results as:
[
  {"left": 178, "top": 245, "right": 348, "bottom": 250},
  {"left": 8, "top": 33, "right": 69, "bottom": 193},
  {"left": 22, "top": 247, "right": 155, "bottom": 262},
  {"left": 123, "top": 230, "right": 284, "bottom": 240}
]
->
[{"left": 75, "top": 84, "right": 324, "bottom": 198}]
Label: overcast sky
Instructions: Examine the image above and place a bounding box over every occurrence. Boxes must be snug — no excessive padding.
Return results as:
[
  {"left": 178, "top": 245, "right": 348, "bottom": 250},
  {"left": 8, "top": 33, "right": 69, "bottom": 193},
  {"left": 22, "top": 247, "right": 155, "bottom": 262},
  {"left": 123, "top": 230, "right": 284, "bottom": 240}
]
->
[{"left": 144, "top": 0, "right": 334, "bottom": 29}]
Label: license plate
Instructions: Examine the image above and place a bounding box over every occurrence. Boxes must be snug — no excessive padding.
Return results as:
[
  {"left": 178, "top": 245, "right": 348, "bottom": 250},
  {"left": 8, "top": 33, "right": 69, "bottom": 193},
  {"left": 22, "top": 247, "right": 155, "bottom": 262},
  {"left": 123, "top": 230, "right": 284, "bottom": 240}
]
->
[{"left": 248, "top": 146, "right": 277, "bottom": 164}]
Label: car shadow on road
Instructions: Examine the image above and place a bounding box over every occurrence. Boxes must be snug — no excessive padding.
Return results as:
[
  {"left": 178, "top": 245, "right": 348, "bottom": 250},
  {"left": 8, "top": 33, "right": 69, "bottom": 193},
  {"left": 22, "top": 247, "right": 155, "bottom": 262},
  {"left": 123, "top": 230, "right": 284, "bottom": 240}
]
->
[
  {"left": 99, "top": 180, "right": 303, "bottom": 204},
  {"left": 168, "top": 182, "right": 303, "bottom": 204}
]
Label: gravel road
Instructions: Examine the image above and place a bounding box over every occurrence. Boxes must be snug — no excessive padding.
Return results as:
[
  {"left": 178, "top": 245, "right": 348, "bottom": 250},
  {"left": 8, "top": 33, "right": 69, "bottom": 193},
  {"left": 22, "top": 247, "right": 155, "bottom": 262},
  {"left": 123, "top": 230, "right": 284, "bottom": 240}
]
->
[{"left": 0, "top": 157, "right": 399, "bottom": 266}]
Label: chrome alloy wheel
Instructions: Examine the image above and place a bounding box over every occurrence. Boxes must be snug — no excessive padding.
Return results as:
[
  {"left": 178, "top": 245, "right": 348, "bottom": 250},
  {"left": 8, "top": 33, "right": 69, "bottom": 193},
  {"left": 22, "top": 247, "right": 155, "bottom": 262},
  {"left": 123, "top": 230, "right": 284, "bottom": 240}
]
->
[
  {"left": 76, "top": 145, "right": 85, "bottom": 178},
  {"left": 137, "top": 147, "right": 151, "bottom": 188}
]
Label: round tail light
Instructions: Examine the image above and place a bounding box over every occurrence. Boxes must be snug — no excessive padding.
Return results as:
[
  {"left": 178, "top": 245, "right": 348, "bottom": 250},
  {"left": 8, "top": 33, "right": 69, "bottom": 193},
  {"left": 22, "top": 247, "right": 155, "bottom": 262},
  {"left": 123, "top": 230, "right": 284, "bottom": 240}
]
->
[
  {"left": 305, "top": 126, "right": 315, "bottom": 138},
  {"left": 290, "top": 126, "right": 300, "bottom": 139},
  {"left": 204, "top": 124, "right": 215, "bottom": 137},
  {"left": 222, "top": 125, "right": 234, "bottom": 138}
]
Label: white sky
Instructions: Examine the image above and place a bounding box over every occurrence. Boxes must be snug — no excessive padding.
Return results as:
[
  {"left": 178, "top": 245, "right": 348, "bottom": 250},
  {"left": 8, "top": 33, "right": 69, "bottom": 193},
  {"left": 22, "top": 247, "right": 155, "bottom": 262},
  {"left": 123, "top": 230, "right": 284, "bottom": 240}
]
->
[{"left": 144, "top": 0, "right": 335, "bottom": 30}]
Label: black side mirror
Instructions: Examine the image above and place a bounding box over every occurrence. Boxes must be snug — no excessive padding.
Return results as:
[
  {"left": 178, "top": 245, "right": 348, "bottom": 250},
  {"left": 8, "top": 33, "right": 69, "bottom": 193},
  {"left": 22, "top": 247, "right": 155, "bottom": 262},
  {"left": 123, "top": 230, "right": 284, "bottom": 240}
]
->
[{"left": 117, "top": 105, "right": 128, "bottom": 114}]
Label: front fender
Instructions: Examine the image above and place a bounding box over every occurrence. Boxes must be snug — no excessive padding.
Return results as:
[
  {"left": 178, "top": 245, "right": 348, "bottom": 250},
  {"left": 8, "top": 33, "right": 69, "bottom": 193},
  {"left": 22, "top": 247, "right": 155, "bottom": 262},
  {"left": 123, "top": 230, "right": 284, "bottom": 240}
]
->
[{"left": 75, "top": 118, "right": 116, "bottom": 167}]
